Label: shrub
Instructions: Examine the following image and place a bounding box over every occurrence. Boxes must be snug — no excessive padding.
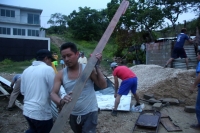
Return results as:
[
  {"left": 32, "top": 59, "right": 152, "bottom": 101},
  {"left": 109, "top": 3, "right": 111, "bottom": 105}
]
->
[{"left": 0, "top": 59, "right": 12, "bottom": 65}]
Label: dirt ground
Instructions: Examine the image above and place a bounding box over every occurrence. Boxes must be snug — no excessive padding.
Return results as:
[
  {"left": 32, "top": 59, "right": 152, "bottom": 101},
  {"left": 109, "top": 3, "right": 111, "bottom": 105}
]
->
[{"left": 0, "top": 65, "right": 200, "bottom": 133}]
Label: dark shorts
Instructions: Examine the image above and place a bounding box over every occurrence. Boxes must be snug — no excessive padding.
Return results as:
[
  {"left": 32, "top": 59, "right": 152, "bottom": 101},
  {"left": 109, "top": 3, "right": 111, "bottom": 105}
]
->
[
  {"left": 24, "top": 116, "right": 53, "bottom": 133},
  {"left": 172, "top": 47, "right": 187, "bottom": 59},
  {"left": 69, "top": 111, "right": 98, "bottom": 133},
  {"left": 118, "top": 77, "right": 137, "bottom": 95}
]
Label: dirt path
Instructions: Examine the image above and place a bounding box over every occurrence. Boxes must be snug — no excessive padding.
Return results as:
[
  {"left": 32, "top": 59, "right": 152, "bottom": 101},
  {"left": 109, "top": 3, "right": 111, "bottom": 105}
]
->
[{"left": 0, "top": 65, "right": 200, "bottom": 133}]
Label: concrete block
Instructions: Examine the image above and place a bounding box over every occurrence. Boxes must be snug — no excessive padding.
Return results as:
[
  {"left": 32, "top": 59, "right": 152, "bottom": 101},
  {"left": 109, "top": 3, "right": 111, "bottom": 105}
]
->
[
  {"left": 161, "top": 98, "right": 180, "bottom": 105},
  {"left": 152, "top": 103, "right": 162, "bottom": 111},
  {"left": 148, "top": 98, "right": 161, "bottom": 105},
  {"left": 184, "top": 106, "right": 196, "bottom": 113},
  {"left": 143, "top": 94, "right": 154, "bottom": 100}
]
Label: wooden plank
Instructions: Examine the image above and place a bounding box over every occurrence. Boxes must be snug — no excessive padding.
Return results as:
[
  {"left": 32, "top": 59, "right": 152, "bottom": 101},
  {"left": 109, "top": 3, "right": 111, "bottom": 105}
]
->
[
  {"left": 0, "top": 76, "right": 11, "bottom": 87},
  {"left": 0, "top": 85, "right": 23, "bottom": 110},
  {"left": 0, "top": 94, "right": 10, "bottom": 97},
  {"left": 160, "top": 116, "right": 182, "bottom": 132},
  {"left": 50, "top": 1, "right": 129, "bottom": 133}
]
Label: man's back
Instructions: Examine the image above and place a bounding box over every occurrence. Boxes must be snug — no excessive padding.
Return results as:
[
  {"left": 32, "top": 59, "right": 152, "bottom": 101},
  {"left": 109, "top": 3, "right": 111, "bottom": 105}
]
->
[
  {"left": 113, "top": 66, "right": 136, "bottom": 80},
  {"left": 175, "top": 33, "right": 189, "bottom": 48},
  {"left": 21, "top": 61, "right": 55, "bottom": 120}
]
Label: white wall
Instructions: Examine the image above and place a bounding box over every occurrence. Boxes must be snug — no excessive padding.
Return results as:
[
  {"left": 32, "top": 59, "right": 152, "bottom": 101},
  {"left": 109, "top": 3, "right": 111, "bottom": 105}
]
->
[
  {"left": 0, "top": 5, "right": 43, "bottom": 36},
  {"left": 0, "top": 23, "right": 40, "bottom": 36},
  {"left": 20, "top": 11, "right": 27, "bottom": 24},
  {"left": 0, "top": 7, "right": 20, "bottom": 23}
]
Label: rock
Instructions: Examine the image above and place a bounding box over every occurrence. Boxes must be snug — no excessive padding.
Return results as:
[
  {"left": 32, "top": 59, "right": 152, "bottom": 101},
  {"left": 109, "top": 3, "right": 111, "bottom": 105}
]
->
[
  {"left": 148, "top": 98, "right": 161, "bottom": 105},
  {"left": 161, "top": 98, "right": 180, "bottom": 105},
  {"left": 184, "top": 106, "right": 196, "bottom": 113},
  {"left": 152, "top": 103, "right": 162, "bottom": 111},
  {"left": 143, "top": 94, "right": 154, "bottom": 100}
]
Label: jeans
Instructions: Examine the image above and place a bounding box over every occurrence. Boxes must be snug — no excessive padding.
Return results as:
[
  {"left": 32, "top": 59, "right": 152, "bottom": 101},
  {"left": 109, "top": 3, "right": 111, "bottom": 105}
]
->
[
  {"left": 196, "top": 87, "right": 200, "bottom": 125},
  {"left": 24, "top": 116, "right": 53, "bottom": 133}
]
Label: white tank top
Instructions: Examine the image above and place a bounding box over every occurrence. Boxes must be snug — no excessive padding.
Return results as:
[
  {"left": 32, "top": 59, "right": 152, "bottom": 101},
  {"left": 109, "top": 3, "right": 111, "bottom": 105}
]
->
[{"left": 62, "top": 64, "right": 98, "bottom": 115}]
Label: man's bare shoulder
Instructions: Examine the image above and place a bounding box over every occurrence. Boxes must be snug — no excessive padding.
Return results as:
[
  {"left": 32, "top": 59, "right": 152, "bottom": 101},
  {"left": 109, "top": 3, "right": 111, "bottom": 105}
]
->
[{"left": 56, "top": 69, "right": 64, "bottom": 79}]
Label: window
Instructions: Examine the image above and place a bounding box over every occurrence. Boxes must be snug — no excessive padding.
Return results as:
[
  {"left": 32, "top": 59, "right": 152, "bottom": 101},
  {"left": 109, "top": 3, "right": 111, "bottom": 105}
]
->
[
  {"left": 11, "top": 10, "right": 15, "bottom": 17},
  {"left": 13, "top": 28, "right": 25, "bottom": 36},
  {"left": 6, "top": 10, "right": 10, "bottom": 17},
  {"left": 28, "top": 29, "right": 39, "bottom": 36},
  {"left": 1, "top": 9, "right": 5, "bottom": 16},
  {"left": 0, "top": 27, "right": 11, "bottom": 35},
  {"left": 0, "top": 9, "right": 15, "bottom": 17},
  {"left": 28, "top": 14, "right": 39, "bottom": 24}
]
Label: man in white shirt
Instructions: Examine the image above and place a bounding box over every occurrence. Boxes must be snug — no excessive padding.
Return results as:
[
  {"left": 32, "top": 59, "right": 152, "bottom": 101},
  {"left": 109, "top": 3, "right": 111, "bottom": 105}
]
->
[
  {"left": 78, "top": 52, "right": 87, "bottom": 64},
  {"left": 21, "top": 49, "right": 55, "bottom": 133}
]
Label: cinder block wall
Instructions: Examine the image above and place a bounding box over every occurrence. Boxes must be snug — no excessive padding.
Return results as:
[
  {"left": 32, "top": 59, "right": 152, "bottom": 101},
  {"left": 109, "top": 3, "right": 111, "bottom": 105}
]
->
[
  {"left": 146, "top": 40, "right": 172, "bottom": 67},
  {"left": 146, "top": 41, "right": 197, "bottom": 69}
]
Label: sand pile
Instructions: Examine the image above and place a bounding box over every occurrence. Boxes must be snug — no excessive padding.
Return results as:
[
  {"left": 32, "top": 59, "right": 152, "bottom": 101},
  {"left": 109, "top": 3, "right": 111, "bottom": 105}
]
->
[{"left": 130, "top": 65, "right": 197, "bottom": 105}]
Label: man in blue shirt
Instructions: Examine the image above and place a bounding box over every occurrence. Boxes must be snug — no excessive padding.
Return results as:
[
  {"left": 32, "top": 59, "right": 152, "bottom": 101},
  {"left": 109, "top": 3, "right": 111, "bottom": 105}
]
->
[
  {"left": 164, "top": 28, "right": 193, "bottom": 69},
  {"left": 190, "top": 50, "right": 200, "bottom": 130},
  {"left": 6, "top": 74, "right": 21, "bottom": 111}
]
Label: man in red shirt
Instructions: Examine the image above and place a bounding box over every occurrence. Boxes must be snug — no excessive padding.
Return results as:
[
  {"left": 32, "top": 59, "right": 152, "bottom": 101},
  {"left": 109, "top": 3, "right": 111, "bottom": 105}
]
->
[{"left": 110, "top": 62, "right": 140, "bottom": 116}]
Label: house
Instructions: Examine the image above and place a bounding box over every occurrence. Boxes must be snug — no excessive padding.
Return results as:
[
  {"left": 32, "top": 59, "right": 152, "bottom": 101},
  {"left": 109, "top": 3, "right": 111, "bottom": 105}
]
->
[
  {"left": 0, "top": 4, "right": 45, "bottom": 37},
  {"left": 0, "top": 4, "right": 50, "bottom": 62}
]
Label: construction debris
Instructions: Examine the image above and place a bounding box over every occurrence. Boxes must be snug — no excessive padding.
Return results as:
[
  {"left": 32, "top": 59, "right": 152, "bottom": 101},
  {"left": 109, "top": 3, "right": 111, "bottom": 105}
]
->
[
  {"left": 143, "top": 93, "right": 154, "bottom": 100},
  {"left": 184, "top": 106, "right": 196, "bottom": 113},
  {"left": 160, "top": 116, "right": 182, "bottom": 132}
]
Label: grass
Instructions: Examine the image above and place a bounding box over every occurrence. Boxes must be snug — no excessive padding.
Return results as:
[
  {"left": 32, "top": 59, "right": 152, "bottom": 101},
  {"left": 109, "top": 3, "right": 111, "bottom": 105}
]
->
[
  {"left": 0, "top": 59, "right": 65, "bottom": 74},
  {"left": 0, "top": 59, "right": 33, "bottom": 73}
]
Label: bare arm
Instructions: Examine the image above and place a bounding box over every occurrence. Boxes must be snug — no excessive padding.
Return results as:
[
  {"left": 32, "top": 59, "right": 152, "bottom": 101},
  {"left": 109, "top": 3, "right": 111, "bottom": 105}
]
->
[
  {"left": 188, "top": 39, "right": 193, "bottom": 43},
  {"left": 91, "top": 66, "right": 107, "bottom": 89},
  {"left": 90, "top": 53, "right": 107, "bottom": 89},
  {"left": 50, "top": 70, "right": 72, "bottom": 107},
  {"left": 50, "top": 71, "right": 63, "bottom": 105}
]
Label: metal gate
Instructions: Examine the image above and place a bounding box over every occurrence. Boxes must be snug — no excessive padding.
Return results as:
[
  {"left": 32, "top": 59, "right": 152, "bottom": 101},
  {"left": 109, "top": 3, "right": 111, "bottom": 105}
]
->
[{"left": 173, "top": 44, "right": 197, "bottom": 69}]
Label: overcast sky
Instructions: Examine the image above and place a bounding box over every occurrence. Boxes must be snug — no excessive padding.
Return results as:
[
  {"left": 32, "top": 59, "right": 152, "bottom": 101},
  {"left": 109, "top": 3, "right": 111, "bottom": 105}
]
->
[{"left": 1, "top": 0, "right": 198, "bottom": 28}]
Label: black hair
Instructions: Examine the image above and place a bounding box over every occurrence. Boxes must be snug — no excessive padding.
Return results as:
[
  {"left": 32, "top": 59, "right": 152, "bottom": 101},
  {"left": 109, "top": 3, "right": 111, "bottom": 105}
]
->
[
  {"left": 60, "top": 42, "right": 78, "bottom": 53},
  {"left": 181, "top": 28, "right": 187, "bottom": 33},
  {"left": 36, "top": 56, "right": 45, "bottom": 61}
]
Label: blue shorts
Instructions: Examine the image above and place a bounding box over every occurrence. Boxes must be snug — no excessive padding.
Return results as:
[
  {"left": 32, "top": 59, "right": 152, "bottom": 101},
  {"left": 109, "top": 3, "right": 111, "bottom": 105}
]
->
[
  {"left": 172, "top": 47, "right": 187, "bottom": 59},
  {"left": 118, "top": 77, "right": 137, "bottom": 95}
]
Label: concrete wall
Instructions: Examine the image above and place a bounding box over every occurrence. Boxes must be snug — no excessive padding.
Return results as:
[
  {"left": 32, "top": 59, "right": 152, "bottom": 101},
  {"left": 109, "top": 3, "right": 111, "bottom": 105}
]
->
[
  {"left": 146, "top": 40, "right": 172, "bottom": 67},
  {"left": 146, "top": 41, "right": 197, "bottom": 69}
]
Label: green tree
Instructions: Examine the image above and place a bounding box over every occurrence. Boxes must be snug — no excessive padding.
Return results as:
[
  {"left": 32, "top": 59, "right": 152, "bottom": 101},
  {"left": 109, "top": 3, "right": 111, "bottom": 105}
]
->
[
  {"left": 47, "top": 13, "right": 67, "bottom": 26},
  {"left": 158, "top": 0, "right": 190, "bottom": 37},
  {"left": 134, "top": 0, "right": 164, "bottom": 41},
  {"left": 67, "top": 7, "right": 109, "bottom": 41}
]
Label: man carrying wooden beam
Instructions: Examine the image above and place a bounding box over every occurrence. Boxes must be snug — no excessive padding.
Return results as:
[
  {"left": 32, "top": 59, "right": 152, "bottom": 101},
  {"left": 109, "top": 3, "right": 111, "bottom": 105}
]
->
[{"left": 51, "top": 42, "right": 107, "bottom": 133}]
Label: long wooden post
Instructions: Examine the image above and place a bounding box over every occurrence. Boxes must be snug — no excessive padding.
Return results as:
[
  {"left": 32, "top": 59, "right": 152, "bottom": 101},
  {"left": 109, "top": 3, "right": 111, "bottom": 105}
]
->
[{"left": 50, "top": 1, "right": 129, "bottom": 132}]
